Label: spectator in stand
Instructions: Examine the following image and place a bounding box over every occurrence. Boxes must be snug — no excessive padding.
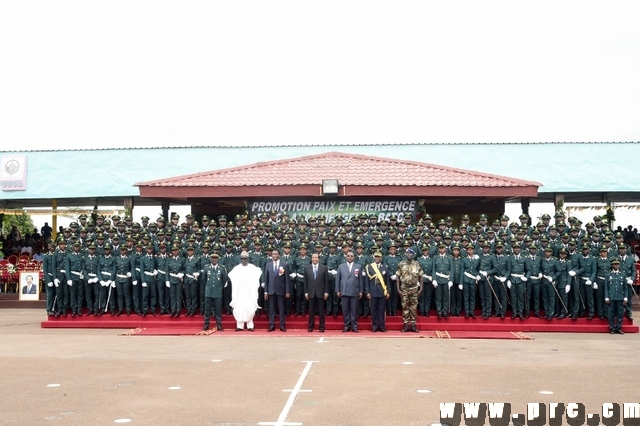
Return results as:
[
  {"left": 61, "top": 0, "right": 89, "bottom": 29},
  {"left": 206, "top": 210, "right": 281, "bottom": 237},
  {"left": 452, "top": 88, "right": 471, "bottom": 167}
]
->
[
  {"left": 9, "top": 225, "right": 21, "bottom": 243},
  {"left": 32, "top": 247, "right": 44, "bottom": 262},
  {"left": 41, "top": 222, "right": 53, "bottom": 242},
  {"left": 32, "top": 228, "right": 41, "bottom": 242}
]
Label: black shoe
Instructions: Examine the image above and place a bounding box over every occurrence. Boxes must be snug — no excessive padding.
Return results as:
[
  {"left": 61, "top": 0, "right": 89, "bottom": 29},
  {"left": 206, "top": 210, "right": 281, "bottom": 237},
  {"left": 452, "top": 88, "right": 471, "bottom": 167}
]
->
[
  {"left": 465, "top": 314, "right": 470, "bottom": 319},
  {"left": 268, "top": 326, "right": 275, "bottom": 332},
  {"left": 411, "top": 324, "right": 418, "bottom": 332},
  {"left": 235, "top": 328, "right": 242, "bottom": 332},
  {"left": 587, "top": 315, "right": 594, "bottom": 320},
  {"left": 135, "top": 311, "right": 142, "bottom": 316},
  {"left": 524, "top": 315, "right": 529, "bottom": 319},
  {"left": 571, "top": 315, "right": 577, "bottom": 320},
  {"left": 85, "top": 311, "right": 92, "bottom": 316},
  {"left": 511, "top": 315, "right": 517, "bottom": 319},
  {"left": 483, "top": 315, "right": 489, "bottom": 320},
  {"left": 500, "top": 314, "right": 505, "bottom": 319},
  {"left": 437, "top": 313, "right": 442, "bottom": 319},
  {"left": 618, "top": 330, "right": 625, "bottom": 335},
  {"left": 626, "top": 313, "right": 633, "bottom": 320},
  {"left": 471, "top": 314, "right": 477, "bottom": 319},
  {"left": 319, "top": 328, "right": 325, "bottom": 333},
  {"left": 401, "top": 324, "right": 409, "bottom": 332},
  {"left": 203, "top": 327, "right": 209, "bottom": 331},
  {"left": 610, "top": 330, "right": 615, "bottom": 334},
  {"left": 557, "top": 314, "right": 566, "bottom": 320},
  {"left": 520, "top": 315, "right": 525, "bottom": 321},
  {"left": 333, "top": 313, "right": 338, "bottom": 318},
  {"left": 352, "top": 329, "right": 359, "bottom": 333},
  {"left": 547, "top": 316, "right": 553, "bottom": 321},
  {"left": 116, "top": 311, "right": 121, "bottom": 316},
  {"left": 71, "top": 312, "right": 76, "bottom": 317},
  {"left": 126, "top": 311, "right": 131, "bottom": 316},
  {"left": 533, "top": 312, "right": 539, "bottom": 318},
  {"left": 62, "top": 311, "right": 67, "bottom": 317},
  {"left": 599, "top": 315, "right": 605, "bottom": 320},
  {"left": 248, "top": 328, "right": 254, "bottom": 332},
  {"left": 217, "top": 325, "right": 223, "bottom": 331},
  {"left": 308, "top": 328, "right": 313, "bottom": 332},
  {"left": 342, "top": 327, "right": 349, "bottom": 333},
  {"left": 280, "top": 327, "right": 287, "bottom": 332},
  {"left": 380, "top": 328, "right": 387, "bottom": 332},
  {"left": 443, "top": 314, "right": 449, "bottom": 319},
  {"left": 110, "top": 311, "right": 115, "bottom": 316}
]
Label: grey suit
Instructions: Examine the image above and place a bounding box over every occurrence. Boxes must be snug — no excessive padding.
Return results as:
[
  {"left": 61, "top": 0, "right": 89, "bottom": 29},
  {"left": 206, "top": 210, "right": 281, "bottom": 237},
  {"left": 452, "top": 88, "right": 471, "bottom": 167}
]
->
[{"left": 336, "top": 262, "right": 364, "bottom": 330}]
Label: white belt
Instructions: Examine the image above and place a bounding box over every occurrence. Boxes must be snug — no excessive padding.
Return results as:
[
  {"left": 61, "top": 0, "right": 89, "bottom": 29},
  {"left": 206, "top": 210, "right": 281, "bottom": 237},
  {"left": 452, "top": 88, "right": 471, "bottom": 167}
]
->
[
  {"left": 495, "top": 275, "right": 505, "bottom": 281},
  {"left": 101, "top": 271, "right": 111, "bottom": 276},
  {"left": 116, "top": 274, "right": 128, "bottom": 279},
  {"left": 529, "top": 277, "right": 540, "bottom": 281},
  {"left": 88, "top": 273, "right": 97, "bottom": 277},
  {"left": 59, "top": 269, "right": 66, "bottom": 273},
  {"left": 581, "top": 276, "right": 589, "bottom": 280},
  {"left": 464, "top": 271, "right": 477, "bottom": 280},
  {"left": 135, "top": 268, "right": 140, "bottom": 272},
  {"left": 157, "top": 270, "right": 166, "bottom": 274},
  {"left": 186, "top": 274, "right": 195, "bottom": 279},
  {"left": 144, "top": 271, "right": 155, "bottom": 276},
  {"left": 543, "top": 275, "right": 553, "bottom": 281},
  {"left": 48, "top": 273, "right": 53, "bottom": 276},
  {"left": 169, "top": 273, "right": 181, "bottom": 278},
  {"left": 511, "top": 273, "right": 524, "bottom": 278},
  {"left": 597, "top": 276, "right": 606, "bottom": 280},
  {"left": 71, "top": 271, "right": 82, "bottom": 276},
  {"left": 435, "top": 272, "right": 450, "bottom": 279}
]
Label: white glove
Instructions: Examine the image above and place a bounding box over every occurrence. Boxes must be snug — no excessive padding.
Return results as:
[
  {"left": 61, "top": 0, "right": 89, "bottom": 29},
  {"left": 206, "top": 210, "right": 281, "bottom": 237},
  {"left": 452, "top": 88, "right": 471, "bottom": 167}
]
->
[
  {"left": 165, "top": 281, "right": 170, "bottom": 288},
  {"left": 382, "top": 271, "right": 386, "bottom": 275},
  {"left": 544, "top": 275, "right": 552, "bottom": 281},
  {"left": 67, "top": 280, "right": 73, "bottom": 286},
  {"left": 193, "top": 272, "right": 199, "bottom": 279},
  {"left": 569, "top": 270, "right": 576, "bottom": 277},
  {"left": 422, "top": 274, "right": 428, "bottom": 279},
  {"left": 476, "top": 275, "right": 481, "bottom": 281},
  {"left": 627, "top": 278, "right": 633, "bottom": 285},
  {"left": 330, "top": 270, "right": 337, "bottom": 276},
  {"left": 297, "top": 273, "right": 304, "bottom": 279},
  {"left": 624, "top": 298, "right": 628, "bottom": 302},
  {"left": 261, "top": 283, "right": 265, "bottom": 288},
  {"left": 499, "top": 277, "right": 506, "bottom": 283},
  {"left": 132, "top": 281, "right": 137, "bottom": 286},
  {"left": 289, "top": 273, "right": 296, "bottom": 279},
  {"left": 224, "top": 283, "right": 228, "bottom": 288},
  {"left": 100, "top": 280, "right": 106, "bottom": 287},
  {"left": 521, "top": 276, "right": 528, "bottom": 282},
  {"left": 507, "top": 281, "right": 511, "bottom": 289},
  {"left": 537, "top": 273, "right": 542, "bottom": 279},
  {"left": 126, "top": 272, "right": 131, "bottom": 278},
  {"left": 153, "top": 270, "right": 158, "bottom": 276},
  {"left": 473, "top": 255, "right": 479, "bottom": 260},
  {"left": 605, "top": 298, "right": 610, "bottom": 302},
  {"left": 390, "top": 275, "right": 397, "bottom": 281},
  {"left": 565, "top": 285, "right": 570, "bottom": 293},
  {"left": 177, "top": 273, "right": 184, "bottom": 279},
  {"left": 54, "top": 278, "right": 60, "bottom": 286},
  {"left": 142, "top": 282, "right": 147, "bottom": 287},
  {"left": 432, "top": 281, "right": 438, "bottom": 288},
  {"left": 47, "top": 282, "right": 53, "bottom": 287},
  {"left": 431, "top": 276, "right": 435, "bottom": 282},
  {"left": 593, "top": 283, "right": 598, "bottom": 290},
  {"left": 480, "top": 270, "right": 487, "bottom": 277},
  {"left": 585, "top": 280, "right": 592, "bottom": 286},
  {"left": 448, "top": 281, "right": 453, "bottom": 288},
  {"left": 110, "top": 281, "right": 116, "bottom": 288},
  {"left": 458, "top": 284, "right": 463, "bottom": 290}
]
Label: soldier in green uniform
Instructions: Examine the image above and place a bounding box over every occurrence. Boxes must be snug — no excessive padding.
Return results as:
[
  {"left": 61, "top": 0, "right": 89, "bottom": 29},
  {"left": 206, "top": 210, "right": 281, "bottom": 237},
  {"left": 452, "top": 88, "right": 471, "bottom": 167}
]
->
[
  {"left": 432, "top": 242, "right": 453, "bottom": 319},
  {"left": 508, "top": 243, "right": 527, "bottom": 319},
  {"left": 524, "top": 244, "right": 542, "bottom": 318},
  {"left": 167, "top": 245, "right": 185, "bottom": 317},
  {"left": 154, "top": 243, "right": 169, "bottom": 315},
  {"left": 575, "top": 244, "right": 596, "bottom": 319},
  {"left": 202, "top": 253, "right": 228, "bottom": 331},
  {"left": 384, "top": 243, "right": 402, "bottom": 316},
  {"left": 554, "top": 248, "right": 572, "bottom": 319},
  {"left": 461, "top": 245, "right": 480, "bottom": 318},
  {"left": 52, "top": 239, "right": 69, "bottom": 317},
  {"left": 493, "top": 243, "right": 510, "bottom": 319},
  {"left": 605, "top": 258, "right": 628, "bottom": 334},
  {"left": 114, "top": 246, "right": 133, "bottom": 315},
  {"left": 98, "top": 244, "right": 116, "bottom": 315},
  {"left": 43, "top": 242, "right": 56, "bottom": 315},
  {"left": 540, "top": 247, "right": 559, "bottom": 320},
  {"left": 326, "top": 242, "right": 342, "bottom": 317},
  {"left": 140, "top": 244, "right": 157, "bottom": 316},
  {"left": 82, "top": 243, "right": 100, "bottom": 316},
  {"left": 292, "top": 244, "right": 311, "bottom": 316},
  {"left": 478, "top": 242, "right": 497, "bottom": 319},
  {"left": 594, "top": 246, "right": 611, "bottom": 320},
  {"left": 617, "top": 244, "right": 636, "bottom": 320},
  {"left": 130, "top": 242, "right": 144, "bottom": 315},
  {"left": 65, "top": 242, "right": 84, "bottom": 316},
  {"left": 449, "top": 244, "right": 463, "bottom": 317},
  {"left": 183, "top": 246, "right": 201, "bottom": 317},
  {"left": 417, "top": 245, "right": 433, "bottom": 316},
  {"left": 396, "top": 248, "right": 423, "bottom": 332}
]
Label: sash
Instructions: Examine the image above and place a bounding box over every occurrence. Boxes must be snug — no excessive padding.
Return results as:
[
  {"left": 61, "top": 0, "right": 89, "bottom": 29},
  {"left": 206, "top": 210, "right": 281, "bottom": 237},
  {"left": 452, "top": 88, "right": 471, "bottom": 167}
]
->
[{"left": 368, "top": 262, "right": 388, "bottom": 297}]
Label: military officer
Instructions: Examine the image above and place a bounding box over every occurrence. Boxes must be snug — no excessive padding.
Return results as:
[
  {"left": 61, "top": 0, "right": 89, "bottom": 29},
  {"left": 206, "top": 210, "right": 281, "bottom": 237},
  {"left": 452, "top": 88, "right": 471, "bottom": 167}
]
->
[
  {"left": 167, "top": 245, "right": 185, "bottom": 317},
  {"left": 130, "top": 242, "right": 144, "bottom": 315},
  {"left": 396, "top": 248, "right": 423, "bottom": 332},
  {"left": 525, "top": 244, "right": 542, "bottom": 318},
  {"left": 325, "top": 242, "right": 342, "bottom": 317},
  {"left": 460, "top": 245, "right": 480, "bottom": 318},
  {"left": 540, "top": 247, "right": 559, "bottom": 320},
  {"left": 449, "top": 244, "right": 463, "bottom": 317},
  {"left": 292, "top": 244, "right": 311, "bottom": 316},
  {"left": 364, "top": 251, "right": 390, "bottom": 332},
  {"left": 432, "top": 242, "right": 453, "bottom": 319},
  {"left": 477, "top": 242, "right": 497, "bottom": 319},
  {"left": 155, "top": 243, "right": 170, "bottom": 315},
  {"left": 98, "top": 244, "right": 116, "bottom": 315},
  {"left": 384, "top": 243, "right": 402, "bottom": 316},
  {"left": 575, "top": 244, "right": 596, "bottom": 320},
  {"left": 114, "top": 246, "right": 133, "bottom": 315},
  {"left": 555, "top": 248, "right": 572, "bottom": 319},
  {"left": 82, "top": 243, "right": 100, "bottom": 316},
  {"left": 509, "top": 243, "right": 527, "bottom": 320},
  {"left": 594, "top": 246, "right": 611, "bottom": 320},
  {"left": 52, "top": 239, "right": 69, "bottom": 317},
  {"left": 43, "top": 242, "right": 56, "bottom": 315},
  {"left": 65, "top": 242, "right": 84, "bottom": 316},
  {"left": 493, "top": 243, "right": 511, "bottom": 319},
  {"left": 617, "top": 244, "right": 636, "bottom": 320},
  {"left": 605, "top": 258, "right": 628, "bottom": 334},
  {"left": 417, "top": 245, "right": 434, "bottom": 316},
  {"left": 140, "top": 244, "right": 157, "bottom": 316},
  {"left": 202, "top": 253, "right": 228, "bottom": 331},
  {"left": 183, "top": 246, "right": 201, "bottom": 317}
]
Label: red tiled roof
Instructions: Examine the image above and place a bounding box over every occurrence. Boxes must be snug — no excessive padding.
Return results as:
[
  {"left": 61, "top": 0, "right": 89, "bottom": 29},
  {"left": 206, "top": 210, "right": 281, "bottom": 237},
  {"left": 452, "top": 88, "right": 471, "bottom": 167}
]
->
[{"left": 137, "top": 151, "right": 541, "bottom": 188}]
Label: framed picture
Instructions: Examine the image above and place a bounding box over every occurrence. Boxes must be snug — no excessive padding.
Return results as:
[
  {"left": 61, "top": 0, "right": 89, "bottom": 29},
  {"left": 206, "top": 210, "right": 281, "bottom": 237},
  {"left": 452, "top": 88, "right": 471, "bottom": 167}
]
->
[{"left": 19, "top": 271, "right": 40, "bottom": 301}]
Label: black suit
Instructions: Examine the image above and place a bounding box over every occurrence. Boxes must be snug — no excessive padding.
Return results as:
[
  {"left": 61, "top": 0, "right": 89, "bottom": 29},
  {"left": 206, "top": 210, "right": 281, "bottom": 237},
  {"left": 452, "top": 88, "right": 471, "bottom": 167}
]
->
[
  {"left": 264, "top": 260, "right": 291, "bottom": 329},
  {"left": 22, "top": 284, "right": 37, "bottom": 294},
  {"left": 304, "top": 263, "right": 329, "bottom": 330}
]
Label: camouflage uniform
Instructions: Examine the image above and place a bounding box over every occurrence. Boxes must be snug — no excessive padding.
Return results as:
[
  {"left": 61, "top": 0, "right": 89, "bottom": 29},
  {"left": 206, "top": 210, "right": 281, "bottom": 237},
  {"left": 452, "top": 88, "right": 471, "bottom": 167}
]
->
[{"left": 396, "top": 259, "right": 423, "bottom": 328}]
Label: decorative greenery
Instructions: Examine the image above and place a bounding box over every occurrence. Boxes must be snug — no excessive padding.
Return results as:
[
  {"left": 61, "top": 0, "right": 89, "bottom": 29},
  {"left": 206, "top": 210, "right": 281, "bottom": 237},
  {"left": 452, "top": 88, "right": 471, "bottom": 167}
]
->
[
  {"left": 605, "top": 207, "right": 615, "bottom": 227},
  {"left": 2, "top": 211, "right": 35, "bottom": 239}
]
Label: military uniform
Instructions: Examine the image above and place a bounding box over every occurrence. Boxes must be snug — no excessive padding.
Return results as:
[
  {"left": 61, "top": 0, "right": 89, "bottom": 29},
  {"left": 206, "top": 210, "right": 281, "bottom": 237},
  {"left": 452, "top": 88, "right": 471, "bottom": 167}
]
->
[
  {"left": 364, "top": 255, "right": 390, "bottom": 332},
  {"left": 183, "top": 248, "right": 201, "bottom": 316},
  {"left": 221, "top": 248, "right": 239, "bottom": 314},
  {"left": 509, "top": 246, "right": 527, "bottom": 319},
  {"left": 396, "top": 253, "right": 422, "bottom": 331},
  {"left": 114, "top": 249, "right": 133, "bottom": 315},
  {"left": 524, "top": 249, "right": 542, "bottom": 318},
  {"left": 52, "top": 241, "right": 69, "bottom": 316},
  {"left": 493, "top": 245, "right": 511, "bottom": 318},
  {"left": 167, "top": 248, "right": 185, "bottom": 316},
  {"left": 604, "top": 259, "right": 628, "bottom": 334},
  {"left": 460, "top": 248, "right": 480, "bottom": 318},
  {"left": 417, "top": 248, "right": 433, "bottom": 316},
  {"left": 554, "top": 251, "right": 572, "bottom": 318},
  {"left": 449, "top": 247, "right": 463, "bottom": 316},
  {"left": 82, "top": 247, "right": 100, "bottom": 315},
  {"left": 154, "top": 248, "right": 170, "bottom": 315},
  {"left": 43, "top": 246, "right": 56, "bottom": 315},
  {"left": 202, "top": 254, "right": 228, "bottom": 331},
  {"left": 477, "top": 245, "right": 497, "bottom": 318},
  {"left": 594, "top": 249, "right": 611, "bottom": 319},
  {"left": 139, "top": 248, "right": 157, "bottom": 316},
  {"left": 431, "top": 246, "right": 453, "bottom": 319},
  {"left": 617, "top": 246, "right": 636, "bottom": 319},
  {"left": 383, "top": 247, "right": 402, "bottom": 316},
  {"left": 574, "top": 246, "right": 596, "bottom": 319},
  {"left": 540, "top": 249, "right": 559, "bottom": 320},
  {"left": 292, "top": 249, "right": 311, "bottom": 316},
  {"left": 97, "top": 247, "right": 116, "bottom": 314},
  {"left": 325, "top": 247, "right": 342, "bottom": 317}
]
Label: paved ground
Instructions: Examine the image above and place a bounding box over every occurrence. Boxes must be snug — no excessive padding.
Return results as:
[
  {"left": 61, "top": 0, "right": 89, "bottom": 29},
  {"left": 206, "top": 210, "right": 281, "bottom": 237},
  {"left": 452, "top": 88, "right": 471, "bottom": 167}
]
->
[{"left": 1, "top": 309, "right": 639, "bottom": 425}]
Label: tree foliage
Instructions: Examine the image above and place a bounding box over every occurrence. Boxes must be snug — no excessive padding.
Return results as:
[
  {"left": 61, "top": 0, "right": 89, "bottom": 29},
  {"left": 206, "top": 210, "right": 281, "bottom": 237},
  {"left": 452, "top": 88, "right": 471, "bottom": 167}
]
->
[{"left": 1, "top": 211, "right": 36, "bottom": 238}]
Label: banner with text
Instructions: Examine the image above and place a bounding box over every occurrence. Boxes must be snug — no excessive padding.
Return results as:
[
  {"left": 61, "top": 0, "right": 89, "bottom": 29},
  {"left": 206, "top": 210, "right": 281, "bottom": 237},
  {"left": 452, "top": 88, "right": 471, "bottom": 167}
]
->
[{"left": 250, "top": 199, "right": 418, "bottom": 222}]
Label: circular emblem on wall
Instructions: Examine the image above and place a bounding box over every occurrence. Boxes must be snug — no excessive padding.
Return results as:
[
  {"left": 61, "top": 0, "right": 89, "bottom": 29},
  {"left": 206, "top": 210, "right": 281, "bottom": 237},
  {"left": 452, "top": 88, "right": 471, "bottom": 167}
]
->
[{"left": 4, "top": 159, "right": 19, "bottom": 176}]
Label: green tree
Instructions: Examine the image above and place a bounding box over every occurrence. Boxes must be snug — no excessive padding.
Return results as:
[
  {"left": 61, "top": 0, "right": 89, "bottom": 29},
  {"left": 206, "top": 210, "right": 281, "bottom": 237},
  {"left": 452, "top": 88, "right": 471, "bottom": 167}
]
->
[{"left": 2, "top": 211, "right": 36, "bottom": 239}]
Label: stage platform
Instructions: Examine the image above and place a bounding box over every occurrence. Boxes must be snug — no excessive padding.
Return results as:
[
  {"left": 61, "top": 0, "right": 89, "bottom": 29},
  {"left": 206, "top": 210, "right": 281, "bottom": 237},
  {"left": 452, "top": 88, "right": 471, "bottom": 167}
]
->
[{"left": 41, "top": 309, "right": 638, "bottom": 333}]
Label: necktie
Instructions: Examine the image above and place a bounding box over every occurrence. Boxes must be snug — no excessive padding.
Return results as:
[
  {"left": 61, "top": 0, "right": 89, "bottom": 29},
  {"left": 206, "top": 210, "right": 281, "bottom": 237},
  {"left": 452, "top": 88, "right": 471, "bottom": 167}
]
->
[
  {"left": 274, "top": 262, "right": 277, "bottom": 272},
  {"left": 348, "top": 263, "right": 352, "bottom": 273}
]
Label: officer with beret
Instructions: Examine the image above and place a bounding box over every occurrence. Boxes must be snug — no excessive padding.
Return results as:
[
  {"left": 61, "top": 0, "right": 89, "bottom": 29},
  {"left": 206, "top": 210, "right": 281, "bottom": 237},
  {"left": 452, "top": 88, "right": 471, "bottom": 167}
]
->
[
  {"left": 202, "top": 253, "right": 228, "bottom": 331},
  {"left": 605, "top": 258, "right": 628, "bottom": 334}
]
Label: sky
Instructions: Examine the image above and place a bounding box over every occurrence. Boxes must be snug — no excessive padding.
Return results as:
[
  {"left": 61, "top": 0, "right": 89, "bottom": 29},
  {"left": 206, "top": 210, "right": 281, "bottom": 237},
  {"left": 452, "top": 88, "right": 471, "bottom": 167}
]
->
[{"left": 1, "top": 1, "right": 639, "bottom": 150}]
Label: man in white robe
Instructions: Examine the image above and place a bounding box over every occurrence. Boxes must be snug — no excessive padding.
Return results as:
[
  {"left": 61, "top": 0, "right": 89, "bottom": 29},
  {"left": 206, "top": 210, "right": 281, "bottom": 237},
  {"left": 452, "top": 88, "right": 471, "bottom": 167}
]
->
[{"left": 228, "top": 251, "right": 262, "bottom": 331}]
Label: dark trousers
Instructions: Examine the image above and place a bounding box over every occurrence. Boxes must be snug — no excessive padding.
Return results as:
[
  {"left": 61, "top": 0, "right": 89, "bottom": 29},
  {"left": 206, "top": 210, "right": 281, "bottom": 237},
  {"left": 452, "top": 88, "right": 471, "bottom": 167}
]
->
[
  {"left": 294, "top": 281, "right": 307, "bottom": 314},
  {"left": 358, "top": 296, "right": 370, "bottom": 316},
  {"left": 223, "top": 283, "right": 232, "bottom": 314},
  {"left": 478, "top": 278, "right": 492, "bottom": 316},
  {"left": 204, "top": 297, "right": 222, "bottom": 330},
  {"left": 268, "top": 294, "right": 286, "bottom": 329},
  {"left": 68, "top": 280, "right": 79, "bottom": 313},
  {"left": 184, "top": 278, "right": 198, "bottom": 314},
  {"left": 607, "top": 300, "right": 624, "bottom": 332},
  {"left": 386, "top": 283, "right": 398, "bottom": 315},
  {"left": 419, "top": 282, "right": 433, "bottom": 315},
  {"left": 370, "top": 296, "right": 386, "bottom": 331},
  {"left": 116, "top": 279, "right": 131, "bottom": 313},
  {"left": 326, "top": 280, "right": 339, "bottom": 315},
  {"left": 55, "top": 274, "right": 68, "bottom": 313},
  {"left": 198, "top": 277, "right": 206, "bottom": 314},
  {"left": 594, "top": 279, "right": 605, "bottom": 317},
  {"left": 308, "top": 296, "right": 325, "bottom": 330},
  {"left": 510, "top": 282, "right": 525, "bottom": 316},
  {"left": 493, "top": 279, "right": 507, "bottom": 316},
  {"left": 434, "top": 282, "right": 448, "bottom": 315},
  {"left": 463, "top": 281, "right": 477, "bottom": 315},
  {"left": 169, "top": 281, "right": 183, "bottom": 314},
  {"left": 46, "top": 283, "right": 56, "bottom": 312},
  {"left": 131, "top": 281, "right": 141, "bottom": 313},
  {"left": 451, "top": 283, "right": 463, "bottom": 315},
  {"left": 84, "top": 281, "right": 95, "bottom": 312},
  {"left": 341, "top": 295, "right": 358, "bottom": 330},
  {"left": 156, "top": 277, "right": 168, "bottom": 313}
]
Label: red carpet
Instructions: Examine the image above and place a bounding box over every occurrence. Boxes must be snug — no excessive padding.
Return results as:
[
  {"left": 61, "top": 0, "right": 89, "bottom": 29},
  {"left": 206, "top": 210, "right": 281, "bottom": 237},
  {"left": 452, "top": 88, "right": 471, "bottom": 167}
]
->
[
  {"left": 117, "top": 327, "right": 533, "bottom": 339},
  {"left": 41, "top": 309, "right": 638, "bottom": 333}
]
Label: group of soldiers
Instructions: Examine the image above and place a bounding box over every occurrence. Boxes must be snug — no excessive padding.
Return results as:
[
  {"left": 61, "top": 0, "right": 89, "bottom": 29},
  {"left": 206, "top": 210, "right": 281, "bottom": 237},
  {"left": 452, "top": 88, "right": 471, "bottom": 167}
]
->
[{"left": 42, "top": 210, "right": 637, "bottom": 333}]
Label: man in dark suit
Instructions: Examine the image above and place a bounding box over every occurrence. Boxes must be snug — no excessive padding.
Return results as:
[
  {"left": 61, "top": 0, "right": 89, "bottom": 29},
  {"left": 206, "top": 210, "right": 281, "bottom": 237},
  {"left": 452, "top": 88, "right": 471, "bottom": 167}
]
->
[
  {"left": 22, "top": 275, "right": 37, "bottom": 294},
  {"left": 336, "top": 251, "right": 364, "bottom": 332},
  {"left": 304, "top": 253, "right": 329, "bottom": 332},
  {"left": 263, "top": 249, "right": 291, "bottom": 332},
  {"left": 364, "top": 251, "right": 390, "bottom": 332}
]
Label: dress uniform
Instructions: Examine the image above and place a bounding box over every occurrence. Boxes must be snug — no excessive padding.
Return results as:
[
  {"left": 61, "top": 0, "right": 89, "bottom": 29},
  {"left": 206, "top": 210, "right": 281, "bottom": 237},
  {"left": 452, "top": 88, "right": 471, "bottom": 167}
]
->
[
  {"left": 202, "top": 253, "right": 228, "bottom": 331},
  {"left": 292, "top": 246, "right": 311, "bottom": 316},
  {"left": 140, "top": 245, "right": 158, "bottom": 316},
  {"left": 364, "top": 252, "right": 390, "bottom": 332},
  {"left": 221, "top": 244, "right": 239, "bottom": 314},
  {"left": 492, "top": 243, "right": 511, "bottom": 319},
  {"left": 43, "top": 243, "right": 56, "bottom": 315},
  {"left": 417, "top": 245, "right": 434, "bottom": 316},
  {"left": 575, "top": 245, "right": 596, "bottom": 319},
  {"left": 540, "top": 247, "right": 559, "bottom": 320},
  {"left": 183, "top": 246, "right": 201, "bottom": 316},
  {"left": 594, "top": 247, "right": 611, "bottom": 320},
  {"left": 554, "top": 249, "right": 572, "bottom": 319},
  {"left": 167, "top": 245, "right": 185, "bottom": 317},
  {"left": 431, "top": 243, "right": 453, "bottom": 319},
  {"left": 154, "top": 244, "right": 170, "bottom": 315},
  {"left": 604, "top": 259, "right": 628, "bottom": 334},
  {"left": 82, "top": 245, "right": 100, "bottom": 315},
  {"left": 449, "top": 245, "right": 463, "bottom": 316},
  {"left": 460, "top": 245, "right": 480, "bottom": 318},
  {"left": 115, "top": 247, "right": 133, "bottom": 315},
  {"left": 524, "top": 245, "right": 542, "bottom": 318},
  {"left": 97, "top": 245, "right": 116, "bottom": 315},
  {"left": 383, "top": 244, "right": 402, "bottom": 316},
  {"left": 617, "top": 244, "right": 636, "bottom": 319},
  {"left": 509, "top": 244, "right": 527, "bottom": 319},
  {"left": 52, "top": 240, "right": 69, "bottom": 317},
  {"left": 477, "top": 243, "right": 497, "bottom": 319},
  {"left": 396, "top": 248, "right": 423, "bottom": 332},
  {"left": 325, "top": 244, "right": 342, "bottom": 317},
  {"left": 130, "top": 244, "right": 144, "bottom": 315}
]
